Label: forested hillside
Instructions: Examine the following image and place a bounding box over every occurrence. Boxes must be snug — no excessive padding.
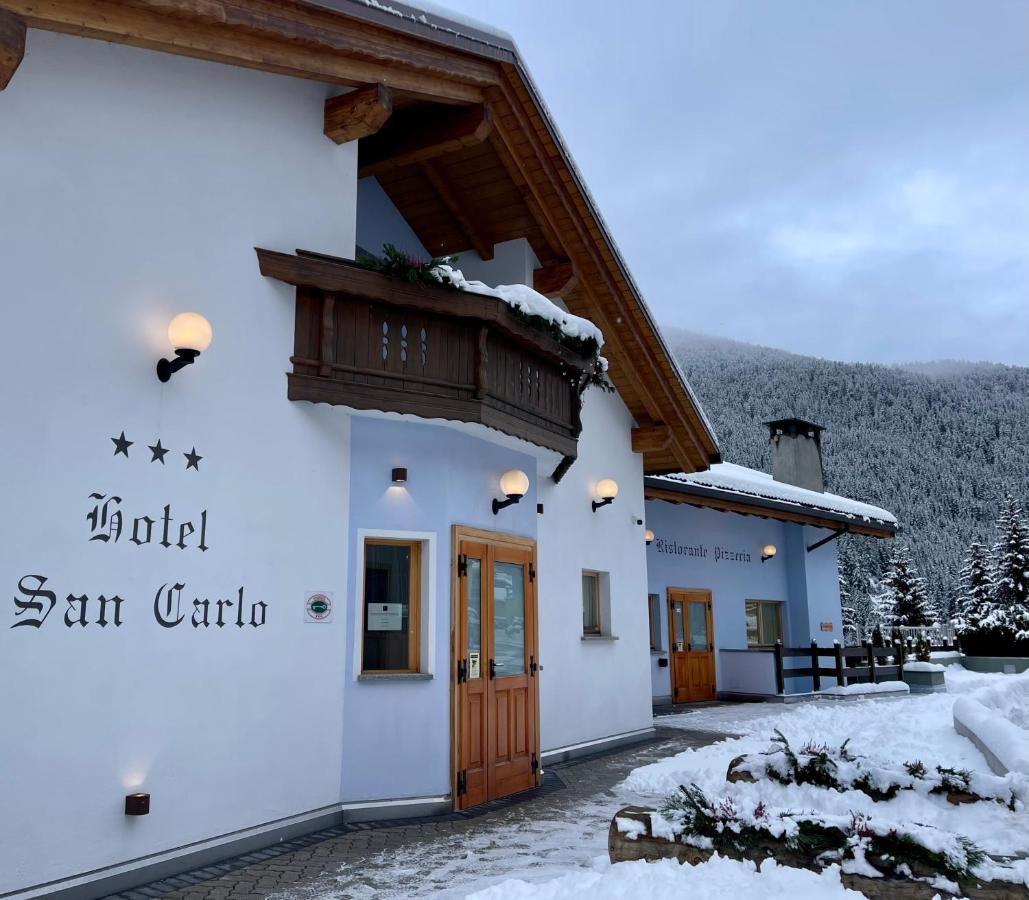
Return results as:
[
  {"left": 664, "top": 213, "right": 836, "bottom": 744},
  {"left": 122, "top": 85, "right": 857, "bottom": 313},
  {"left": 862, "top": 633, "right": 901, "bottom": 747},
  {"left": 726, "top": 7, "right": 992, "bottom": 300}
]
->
[{"left": 666, "top": 329, "right": 1029, "bottom": 616}]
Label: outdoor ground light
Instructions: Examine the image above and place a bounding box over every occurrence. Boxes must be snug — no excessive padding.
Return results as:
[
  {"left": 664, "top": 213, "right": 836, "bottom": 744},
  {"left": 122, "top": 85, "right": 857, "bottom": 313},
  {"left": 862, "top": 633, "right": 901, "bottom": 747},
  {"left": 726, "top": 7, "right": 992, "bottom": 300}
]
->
[
  {"left": 645, "top": 528, "right": 655, "bottom": 545},
  {"left": 124, "top": 792, "right": 150, "bottom": 816},
  {"left": 493, "top": 469, "right": 529, "bottom": 514},
  {"left": 157, "top": 312, "right": 213, "bottom": 383},
  {"left": 391, "top": 467, "right": 408, "bottom": 484},
  {"left": 761, "top": 543, "right": 778, "bottom": 563},
  {"left": 592, "top": 478, "right": 618, "bottom": 512}
]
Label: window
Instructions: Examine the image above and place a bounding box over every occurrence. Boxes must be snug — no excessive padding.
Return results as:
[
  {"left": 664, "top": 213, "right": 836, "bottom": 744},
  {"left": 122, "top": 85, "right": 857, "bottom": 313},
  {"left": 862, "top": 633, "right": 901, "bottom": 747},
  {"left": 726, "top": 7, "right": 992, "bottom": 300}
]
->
[
  {"left": 363, "top": 540, "right": 421, "bottom": 672},
  {"left": 648, "top": 593, "right": 663, "bottom": 651},
  {"left": 746, "top": 600, "right": 783, "bottom": 648},
  {"left": 582, "top": 571, "right": 601, "bottom": 635}
]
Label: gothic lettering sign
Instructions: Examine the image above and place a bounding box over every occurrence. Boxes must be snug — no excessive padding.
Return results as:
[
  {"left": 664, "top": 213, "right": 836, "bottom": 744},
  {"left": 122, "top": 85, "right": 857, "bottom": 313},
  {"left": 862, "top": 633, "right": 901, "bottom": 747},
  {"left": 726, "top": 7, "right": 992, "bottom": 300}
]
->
[
  {"left": 653, "top": 537, "right": 754, "bottom": 564},
  {"left": 10, "top": 433, "right": 269, "bottom": 631}
]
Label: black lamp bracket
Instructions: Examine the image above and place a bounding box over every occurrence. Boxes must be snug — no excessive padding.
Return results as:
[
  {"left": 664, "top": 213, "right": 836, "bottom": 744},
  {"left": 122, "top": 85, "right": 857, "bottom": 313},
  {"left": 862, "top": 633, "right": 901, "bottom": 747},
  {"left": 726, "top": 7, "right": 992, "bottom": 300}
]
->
[
  {"left": 492, "top": 494, "right": 522, "bottom": 515},
  {"left": 157, "top": 348, "right": 200, "bottom": 383},
  {"left": 591, "top": 497, "right": 614, "bottom": 513}
]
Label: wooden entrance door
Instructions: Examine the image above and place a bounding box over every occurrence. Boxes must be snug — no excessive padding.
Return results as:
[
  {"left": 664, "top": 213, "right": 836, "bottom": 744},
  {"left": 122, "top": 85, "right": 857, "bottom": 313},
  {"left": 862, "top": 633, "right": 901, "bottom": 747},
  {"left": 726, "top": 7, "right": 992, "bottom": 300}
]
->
[
  {"left": 454, "top": 529, "right": 539, "bottom": 809},
  {"left": 668, "top": 589, "right": 716, "bottom": 702}
]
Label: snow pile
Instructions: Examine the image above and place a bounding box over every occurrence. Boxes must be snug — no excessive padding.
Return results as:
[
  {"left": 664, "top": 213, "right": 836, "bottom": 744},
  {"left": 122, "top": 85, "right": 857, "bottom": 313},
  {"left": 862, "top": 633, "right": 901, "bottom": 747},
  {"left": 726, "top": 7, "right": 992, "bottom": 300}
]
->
[
  {"left": 652, "top": 463, "right": 896, "bottom": 525},
  {"left": 432, "top": 264, "right": 604, "bottom": 348},
  {"left": 819, "top": 681, "right": 910, "bottom": 697},
  {"left": 905, "top": 661, "right": 946, "bottom": 672},
  {"left": 628, "top": 672, "right": 1029, "bottom": 860},
  {"left": 954, "top": 697, "right": 1029, "bottom": 775},
  {"left": 466, "top": 855, "right": 865, "bottom": 900},
  {"left": 968, "top": 668, "right": 1029, "bottom": 728}
]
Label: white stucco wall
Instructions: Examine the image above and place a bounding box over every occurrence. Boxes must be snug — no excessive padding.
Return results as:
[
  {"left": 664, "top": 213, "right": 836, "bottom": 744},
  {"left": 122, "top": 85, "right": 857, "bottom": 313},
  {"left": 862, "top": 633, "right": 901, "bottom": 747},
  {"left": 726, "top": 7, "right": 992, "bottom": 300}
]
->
[
  {"left": 0, "top": 31, "right": 357, "bottom": 894},
  {"left": 536, "top": 389, "right": 652, "bottom": 753}
]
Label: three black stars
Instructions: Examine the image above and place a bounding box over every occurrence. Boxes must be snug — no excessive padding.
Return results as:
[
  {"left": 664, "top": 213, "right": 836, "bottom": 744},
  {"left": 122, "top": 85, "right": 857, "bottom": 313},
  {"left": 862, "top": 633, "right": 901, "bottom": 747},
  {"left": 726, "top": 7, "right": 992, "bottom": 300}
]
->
[{"left": 111, "top": 432, "right": 203, "bottom": 471}]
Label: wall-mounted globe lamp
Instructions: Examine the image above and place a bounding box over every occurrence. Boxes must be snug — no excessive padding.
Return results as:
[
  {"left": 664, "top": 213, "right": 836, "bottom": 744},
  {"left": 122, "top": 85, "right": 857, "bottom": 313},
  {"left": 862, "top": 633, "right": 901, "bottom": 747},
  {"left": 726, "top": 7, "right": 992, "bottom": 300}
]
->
[
  {"left": 157, "top": 312, "right": 213, "bottom": 382},
  {"left": 592, "top": 478, "right": 618, "bottom": 512},
  {"left": 761, "top": 543, "right": 778, "bottom": 563},
  {"left": 644, "top": 528, "right": 655, "bottom": 545},
  {"left": 493, "top": 469, "right": 529, "bottom": 514}
]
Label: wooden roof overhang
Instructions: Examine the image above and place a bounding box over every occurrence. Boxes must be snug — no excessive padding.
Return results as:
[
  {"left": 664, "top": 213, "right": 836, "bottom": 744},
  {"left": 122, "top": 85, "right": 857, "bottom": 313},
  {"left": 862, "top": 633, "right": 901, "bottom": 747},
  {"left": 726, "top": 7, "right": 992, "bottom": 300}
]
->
[
  {"left": 3, "top": 0, "right": 721, "bottom": 475},
  {"left": 644, "top": 477, "right": 897, "bottom": 540}
]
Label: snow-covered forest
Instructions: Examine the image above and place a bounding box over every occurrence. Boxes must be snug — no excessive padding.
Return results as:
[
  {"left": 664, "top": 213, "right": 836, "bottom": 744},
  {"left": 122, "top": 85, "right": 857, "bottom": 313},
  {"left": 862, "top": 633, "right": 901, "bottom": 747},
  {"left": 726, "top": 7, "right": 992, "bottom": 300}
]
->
[{"left": 666, "top": 329, "right": 1029, "bottom": 619}]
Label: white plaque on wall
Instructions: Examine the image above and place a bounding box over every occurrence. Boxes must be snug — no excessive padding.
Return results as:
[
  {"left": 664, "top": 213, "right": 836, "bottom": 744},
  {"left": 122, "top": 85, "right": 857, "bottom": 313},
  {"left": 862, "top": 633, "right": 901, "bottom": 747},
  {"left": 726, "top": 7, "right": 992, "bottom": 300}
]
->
[{"left": 367, "top": 602, "right": 403, "bottom": 631}]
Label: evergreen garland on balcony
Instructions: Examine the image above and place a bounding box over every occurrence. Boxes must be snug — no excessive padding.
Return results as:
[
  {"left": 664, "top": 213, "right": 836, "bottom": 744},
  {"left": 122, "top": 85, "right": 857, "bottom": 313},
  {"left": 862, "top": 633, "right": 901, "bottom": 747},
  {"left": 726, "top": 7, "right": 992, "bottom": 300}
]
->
[{"left": 356, "top": 245, "right": 612, "bottom": 392}]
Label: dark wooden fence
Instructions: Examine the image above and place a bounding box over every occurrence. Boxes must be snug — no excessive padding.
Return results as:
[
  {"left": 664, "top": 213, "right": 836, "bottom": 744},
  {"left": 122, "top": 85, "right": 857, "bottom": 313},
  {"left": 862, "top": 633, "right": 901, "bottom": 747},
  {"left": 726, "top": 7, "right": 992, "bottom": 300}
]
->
[{"left": 772, "top": 638, "right": 961, "bottom": 695}]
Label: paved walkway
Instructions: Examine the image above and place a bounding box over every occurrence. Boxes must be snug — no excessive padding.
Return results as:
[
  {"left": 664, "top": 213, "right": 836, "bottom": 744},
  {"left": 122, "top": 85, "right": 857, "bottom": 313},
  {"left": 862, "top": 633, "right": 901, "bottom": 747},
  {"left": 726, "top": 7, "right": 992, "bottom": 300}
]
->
[{"left": 110, "top": 727, "right": 726, "bottom": 900}]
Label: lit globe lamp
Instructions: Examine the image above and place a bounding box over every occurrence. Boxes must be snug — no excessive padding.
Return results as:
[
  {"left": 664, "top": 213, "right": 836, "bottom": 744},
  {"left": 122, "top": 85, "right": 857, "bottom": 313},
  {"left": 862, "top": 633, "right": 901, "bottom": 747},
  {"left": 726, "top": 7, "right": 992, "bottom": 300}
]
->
[
  {"left": 592, "top": 478, "right": 618, "bottom": 512},
  {"left": 157, "top": 312, "right": 213, "bottom": 382},
  {"left": 493, "top": 469, "right": 530, "bottom": 514},
  {"left": 761, "top": 544, "right": 777, "bottom": 563}
]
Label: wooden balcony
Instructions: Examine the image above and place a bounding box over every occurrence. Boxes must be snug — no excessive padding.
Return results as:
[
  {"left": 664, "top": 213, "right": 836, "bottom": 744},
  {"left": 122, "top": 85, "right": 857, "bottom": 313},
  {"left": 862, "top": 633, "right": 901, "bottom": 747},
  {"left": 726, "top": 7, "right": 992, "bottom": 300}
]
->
[{"left": 256, "top": 249, "right": 595, "bottom": 458}]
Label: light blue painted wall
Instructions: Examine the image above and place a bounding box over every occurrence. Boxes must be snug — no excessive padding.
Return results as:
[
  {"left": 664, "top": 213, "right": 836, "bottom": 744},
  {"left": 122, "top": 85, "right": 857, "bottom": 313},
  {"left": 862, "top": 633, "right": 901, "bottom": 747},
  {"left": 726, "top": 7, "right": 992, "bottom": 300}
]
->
[
  {"left": 341, "top": 416, "right": 537, "bottom": 802},
  {"left": 356, "top": 176, "right": 430, "bottom": 260},
  {"left": 644, "top": 499, "right": 842, "bottom": 698}
]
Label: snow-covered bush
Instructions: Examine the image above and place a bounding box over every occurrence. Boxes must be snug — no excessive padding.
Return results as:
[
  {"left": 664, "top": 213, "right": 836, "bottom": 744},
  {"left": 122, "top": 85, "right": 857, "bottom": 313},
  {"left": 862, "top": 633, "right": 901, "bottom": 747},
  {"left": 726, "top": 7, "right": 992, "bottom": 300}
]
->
[
  {"left": 657, "top": 783, "right": 988, "bottom": 885},
  {"left": 728, "top": 730, "right": 1023, "bottom": 807}
]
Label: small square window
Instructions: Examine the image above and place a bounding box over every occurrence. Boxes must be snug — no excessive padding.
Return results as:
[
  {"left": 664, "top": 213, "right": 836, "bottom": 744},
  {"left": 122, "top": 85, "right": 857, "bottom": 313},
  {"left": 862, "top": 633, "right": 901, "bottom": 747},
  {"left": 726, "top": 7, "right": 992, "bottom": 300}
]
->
[
  {"left": 745, "top": 600, "right": 783, "bottom": 648},
  {"left": 363, "top": 540, "right": 421, "bottom": 672},
  {"left": 582, "top": 571, "right": 601, "bottom": 635}
]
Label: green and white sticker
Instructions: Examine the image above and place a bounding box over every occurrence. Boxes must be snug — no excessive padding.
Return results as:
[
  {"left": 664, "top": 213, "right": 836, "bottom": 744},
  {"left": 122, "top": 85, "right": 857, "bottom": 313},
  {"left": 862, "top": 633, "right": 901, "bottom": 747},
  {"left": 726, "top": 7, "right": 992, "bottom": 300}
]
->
[{"left": 305, "top": 591, "right": 333, "bottom": 623}]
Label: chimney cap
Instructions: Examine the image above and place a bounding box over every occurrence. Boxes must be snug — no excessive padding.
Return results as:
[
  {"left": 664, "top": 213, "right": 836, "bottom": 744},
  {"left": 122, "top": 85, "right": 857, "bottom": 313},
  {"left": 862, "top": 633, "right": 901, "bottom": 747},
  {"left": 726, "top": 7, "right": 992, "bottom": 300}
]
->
[{"left": 765, "top": 417, "right": 825, "bottom": 436}]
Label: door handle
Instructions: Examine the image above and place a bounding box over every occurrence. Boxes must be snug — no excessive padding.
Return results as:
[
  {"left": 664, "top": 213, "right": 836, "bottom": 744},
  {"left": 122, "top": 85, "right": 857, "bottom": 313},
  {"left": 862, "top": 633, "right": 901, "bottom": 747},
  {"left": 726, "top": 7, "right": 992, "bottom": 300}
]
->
[
  {"left": 489, "top": 658, "right": 496, "bottom": 679},
  {"left": 529, "top": 655, "right": 538, "bottom": 677}
]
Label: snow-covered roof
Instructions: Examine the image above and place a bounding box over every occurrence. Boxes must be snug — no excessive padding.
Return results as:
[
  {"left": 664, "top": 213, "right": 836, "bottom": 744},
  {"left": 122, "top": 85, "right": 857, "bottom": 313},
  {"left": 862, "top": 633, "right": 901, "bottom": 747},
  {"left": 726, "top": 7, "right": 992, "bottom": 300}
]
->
[{"left": 648, "top": 462, "right": 897, "bottom": 531}]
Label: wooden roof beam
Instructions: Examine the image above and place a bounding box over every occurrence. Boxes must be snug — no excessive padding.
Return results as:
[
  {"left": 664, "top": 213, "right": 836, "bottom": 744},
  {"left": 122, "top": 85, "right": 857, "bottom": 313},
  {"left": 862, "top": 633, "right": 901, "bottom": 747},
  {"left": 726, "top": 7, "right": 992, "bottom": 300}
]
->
[
  {"left": 9, "top": 0, "right": 492, "bottom": 104},
  {"left": 0, "top": 8, "right": 26, "bottom": 91},
  {"left": 420, "top": 159, "right": 494, "bottom": 261},
  {"left": 631, "top": 425, "right": 673, "bottom": 455},
  {"left": 358, "top": 103, "right": 493, "bottom": 178},
  {"left": 533, "top": 261, "right": 577, "bottom": 299},
  {"left": 324, "top": 83, "right": 393, "bottom": 144}
]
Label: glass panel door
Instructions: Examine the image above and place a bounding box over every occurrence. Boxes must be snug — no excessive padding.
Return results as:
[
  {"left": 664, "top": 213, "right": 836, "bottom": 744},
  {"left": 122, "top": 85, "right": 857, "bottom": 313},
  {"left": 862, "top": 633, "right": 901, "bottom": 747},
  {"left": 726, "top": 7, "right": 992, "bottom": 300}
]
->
[
  {"left": 493, "top": 561, "right": 525, "bottom": 675},
  {"left": 671, "top": 600, "right": 685, "bottom": 651},
  {"left": 688, "top": 600, "right": 708, "bottom": 651},
  {"left": 466, "top": 557, "right": 482, "bottom": 680}
]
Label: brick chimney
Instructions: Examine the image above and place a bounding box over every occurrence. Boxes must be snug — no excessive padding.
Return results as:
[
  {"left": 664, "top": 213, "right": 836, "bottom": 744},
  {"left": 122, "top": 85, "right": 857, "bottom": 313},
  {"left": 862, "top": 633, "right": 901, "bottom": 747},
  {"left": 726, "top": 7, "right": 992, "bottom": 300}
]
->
[{"left": 765, "top": 418, "right": 825, "bottom": 493}]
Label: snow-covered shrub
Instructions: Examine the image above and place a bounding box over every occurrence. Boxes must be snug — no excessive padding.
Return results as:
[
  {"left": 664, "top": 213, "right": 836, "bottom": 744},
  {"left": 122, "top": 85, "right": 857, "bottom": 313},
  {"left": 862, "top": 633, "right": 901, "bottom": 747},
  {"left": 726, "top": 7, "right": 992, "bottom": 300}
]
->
[{"left": 658, "top": 783, "right": 988, "bottom": 885}]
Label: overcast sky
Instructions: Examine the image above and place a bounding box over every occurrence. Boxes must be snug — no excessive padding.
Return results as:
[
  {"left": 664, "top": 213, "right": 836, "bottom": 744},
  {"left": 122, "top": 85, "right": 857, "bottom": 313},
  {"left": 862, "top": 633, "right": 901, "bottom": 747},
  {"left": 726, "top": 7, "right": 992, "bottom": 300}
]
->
[{"left": 437, "top": 0, "right": 1029, "bottom": 365}]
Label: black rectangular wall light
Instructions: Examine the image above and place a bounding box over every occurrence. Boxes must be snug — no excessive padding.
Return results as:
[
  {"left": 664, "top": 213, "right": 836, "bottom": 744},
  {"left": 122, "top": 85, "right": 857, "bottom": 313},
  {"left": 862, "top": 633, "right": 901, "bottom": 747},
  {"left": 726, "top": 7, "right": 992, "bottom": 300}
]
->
[{"left": 125, "top": 793, "right": 151, "bottom": 816}]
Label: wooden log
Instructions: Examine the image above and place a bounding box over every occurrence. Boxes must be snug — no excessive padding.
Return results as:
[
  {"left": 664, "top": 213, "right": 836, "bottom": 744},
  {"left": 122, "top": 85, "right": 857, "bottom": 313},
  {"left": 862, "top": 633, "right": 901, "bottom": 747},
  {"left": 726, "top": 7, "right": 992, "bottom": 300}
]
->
[
  {"left": 324, "top": 83, "right": 393, "bottom": 144},
  {"left": 0, "top": 7, "right": 26, "bottom": 91}
]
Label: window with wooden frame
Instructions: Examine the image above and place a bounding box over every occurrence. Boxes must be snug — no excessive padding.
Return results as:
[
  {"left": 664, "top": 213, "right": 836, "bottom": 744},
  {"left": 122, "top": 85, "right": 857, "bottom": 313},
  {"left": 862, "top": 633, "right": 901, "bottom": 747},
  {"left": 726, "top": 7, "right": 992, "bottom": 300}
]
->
[
  {"left": 745, "top": 600, "right": 783, "bottom": 648},
  {"left": 582, "top": 571, "right": 602, "bottom": 635},
  {"left": 362, "top": 539, "right": 421, "bottom": 672},
  {"left": 648, "top": 593, "right": 663, "bottom": 651}
]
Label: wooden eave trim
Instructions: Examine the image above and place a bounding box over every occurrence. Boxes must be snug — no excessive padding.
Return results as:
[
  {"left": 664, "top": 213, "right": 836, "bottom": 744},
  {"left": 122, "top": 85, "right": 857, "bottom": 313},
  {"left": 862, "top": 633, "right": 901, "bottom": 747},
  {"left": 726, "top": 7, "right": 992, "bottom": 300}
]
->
[
  {"left": 10, "top": 0, "right": 499, "bottom": 102},
  {"left": 643, "top": 485, "right": 897, "bottom": 539},
  {"left": 489, "top": 70, "right": 715, "bottom": 473},
  {"left": 0, "top": 7, "right": 26, "bottom": 91},
  {"left": 256, "top": 248, "right": 593, "bottom": 369}
]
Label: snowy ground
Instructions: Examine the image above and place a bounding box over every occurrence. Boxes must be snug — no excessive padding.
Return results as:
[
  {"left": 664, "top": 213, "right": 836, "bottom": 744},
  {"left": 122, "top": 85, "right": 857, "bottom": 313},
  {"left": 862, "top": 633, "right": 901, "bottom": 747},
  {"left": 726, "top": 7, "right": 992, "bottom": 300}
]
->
[
  {"left": 470, "top": 667, "right": 1029, "bottom": 899},
  {"left": 283, "top": 667, "right": 1027, "bottom": 899}
]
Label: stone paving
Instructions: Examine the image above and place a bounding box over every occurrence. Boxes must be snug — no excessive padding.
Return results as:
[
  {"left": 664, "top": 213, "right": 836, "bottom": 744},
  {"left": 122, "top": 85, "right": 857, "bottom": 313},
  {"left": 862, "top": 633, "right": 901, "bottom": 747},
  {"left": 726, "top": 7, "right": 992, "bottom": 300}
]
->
[{"left": 110, "top": 726, "right": 725, "bottom": 900}]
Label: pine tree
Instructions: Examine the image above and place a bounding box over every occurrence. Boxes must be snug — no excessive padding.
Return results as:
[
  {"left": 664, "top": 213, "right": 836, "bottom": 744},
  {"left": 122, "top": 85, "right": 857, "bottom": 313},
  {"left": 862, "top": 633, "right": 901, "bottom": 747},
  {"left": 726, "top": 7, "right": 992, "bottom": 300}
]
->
[
  {"left": 878, "top": 545, "right": 934, "bottom": 627},
  {"left": 991, "top": 494, "right": 1029, "bottom": 640},
  {"left": 954, "top": 542, "right": 995, "bottom": 635}
]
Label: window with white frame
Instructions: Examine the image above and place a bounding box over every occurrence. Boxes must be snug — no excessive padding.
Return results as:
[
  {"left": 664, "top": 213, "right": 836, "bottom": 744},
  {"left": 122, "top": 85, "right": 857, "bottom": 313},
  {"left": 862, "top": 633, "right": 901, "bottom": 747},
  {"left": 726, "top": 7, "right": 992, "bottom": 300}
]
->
[{"left": 582, "top": 571, "right": 602, "bottom": 635}]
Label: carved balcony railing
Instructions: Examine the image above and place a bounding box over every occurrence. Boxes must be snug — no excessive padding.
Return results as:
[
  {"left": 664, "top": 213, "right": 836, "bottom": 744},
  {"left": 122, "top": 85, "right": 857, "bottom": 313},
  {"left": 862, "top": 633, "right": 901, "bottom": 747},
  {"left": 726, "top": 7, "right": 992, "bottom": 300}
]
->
[{"left": 256, "top": 249, "right": 594, "bottom": 458}]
